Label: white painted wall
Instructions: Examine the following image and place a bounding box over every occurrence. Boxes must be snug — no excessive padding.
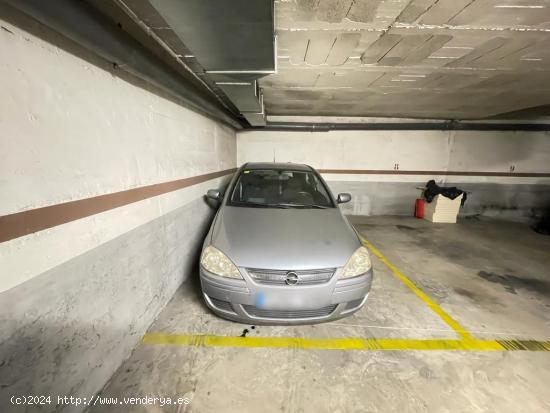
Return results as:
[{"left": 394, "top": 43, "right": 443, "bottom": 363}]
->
[
  {"left": 0, "top": 19, "right": 236, "bottom": 293},
  {"left": 238, "top": 130, "right": 550, "bottom": 183},
  {"left": 239, "top": 130, "right": 446, "bottom": 170},
  {"left": 0, "top": 16, "right": 237, "bottom": 413},
  {"left": 237, "top": 130, "right": 550, "bottom": 218}
]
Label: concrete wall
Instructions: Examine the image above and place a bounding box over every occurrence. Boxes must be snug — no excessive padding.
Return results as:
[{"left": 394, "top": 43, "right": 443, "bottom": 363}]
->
[
  {"left": 237, "top": 130, "right": 550, "bottom": 221},
  {"left": 0, "top": 18, "right": 235, "bottom": 412}
]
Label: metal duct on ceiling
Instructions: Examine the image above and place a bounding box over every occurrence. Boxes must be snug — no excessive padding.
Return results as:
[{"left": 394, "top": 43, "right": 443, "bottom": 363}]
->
[
  {"left": 215, "top": 81, "right": 263, "bottom": 113},
  {"left": 148, "top": 0, "right": 275, "bottom": 126},
  {"left": 148, "top": 0, "right": 275, "bottom": 73},
  {"left": 242, "top": 95, "right": 266, "bottom": 128}
]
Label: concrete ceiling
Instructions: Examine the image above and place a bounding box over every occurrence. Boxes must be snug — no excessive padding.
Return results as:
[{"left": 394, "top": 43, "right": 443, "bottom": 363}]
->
[{"left": 261, "top": 0, "right": 550, "bottom": 120}]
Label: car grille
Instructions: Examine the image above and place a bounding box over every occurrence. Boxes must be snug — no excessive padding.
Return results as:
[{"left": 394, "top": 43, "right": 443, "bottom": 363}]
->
[
  {"left": 209, "top": 297, "right": 236, "bottom": 313},
  {"left": 246, "top": 268, "right": 335, "bottom": 285},
  {"left": 242, "top": 304, "right": 337, "bottom": 319}
]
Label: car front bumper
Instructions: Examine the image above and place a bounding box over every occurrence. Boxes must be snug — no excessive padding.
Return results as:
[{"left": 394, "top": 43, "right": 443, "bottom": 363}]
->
[{"left": 200, "top": 266, "right": 373, "bottom": 325}]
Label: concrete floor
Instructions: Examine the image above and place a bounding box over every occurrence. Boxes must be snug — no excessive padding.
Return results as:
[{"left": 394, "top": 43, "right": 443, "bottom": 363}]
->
[{"left": 89, "top": 216, "right": 550, "bottom": 413}]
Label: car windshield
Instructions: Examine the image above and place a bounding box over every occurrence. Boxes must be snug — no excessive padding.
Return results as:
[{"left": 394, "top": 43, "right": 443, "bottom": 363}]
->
[{"left": 228, "top": 168, "right": 335, "bottom": 209}]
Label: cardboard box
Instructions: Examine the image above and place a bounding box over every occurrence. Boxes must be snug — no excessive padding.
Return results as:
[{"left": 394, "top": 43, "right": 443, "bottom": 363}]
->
[{"left": 423, "top": 194, "right": 463, "bottom": 223}]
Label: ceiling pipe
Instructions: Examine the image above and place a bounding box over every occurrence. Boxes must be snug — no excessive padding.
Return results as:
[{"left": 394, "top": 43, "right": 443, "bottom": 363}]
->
[
  {"left": 4, "top": 0, "right": 244, "bottom": 129},
  {"left": 251, "top": 121, "right": 550, "bottom": 132}
]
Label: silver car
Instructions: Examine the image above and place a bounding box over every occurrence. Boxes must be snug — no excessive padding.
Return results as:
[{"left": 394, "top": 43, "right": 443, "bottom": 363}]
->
[{"left": 199, "top": 162, "right": 373, "bottom": 324}]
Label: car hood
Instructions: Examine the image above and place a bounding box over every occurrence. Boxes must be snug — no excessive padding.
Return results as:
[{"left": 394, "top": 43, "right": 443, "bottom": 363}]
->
[{"left": 210, "top": 206, "right": 360, "bottom": 269}]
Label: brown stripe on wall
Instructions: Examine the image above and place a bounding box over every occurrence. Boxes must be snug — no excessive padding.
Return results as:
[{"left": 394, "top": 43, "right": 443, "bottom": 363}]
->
[
  {"left": 0, "top": 168, "right": 237, "bottom": 244},
  {"left": 319, "top": 169, "right": 550, "bottom": 177},
  {"left": 2, "top": 167, "right": 549, "bottom": 244}
]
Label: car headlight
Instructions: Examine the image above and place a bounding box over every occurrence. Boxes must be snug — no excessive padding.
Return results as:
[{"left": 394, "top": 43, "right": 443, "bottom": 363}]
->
[
  {"left": 341, "top": 246, "right": 372, "bottom": 278},
  {"left": 200, "top": 245, "right": 242, "bottom": 279}
]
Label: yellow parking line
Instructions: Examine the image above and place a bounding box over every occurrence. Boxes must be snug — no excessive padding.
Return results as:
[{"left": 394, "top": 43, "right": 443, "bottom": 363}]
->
[
  {"left": 141, "top": 235, "right": 550, "bottom": 352},
  {"left": 143, "top": 333, "right": 550, "bottom": 352},
  {"left": 360, "top": 236, "right": 475, "bottom": 341}
]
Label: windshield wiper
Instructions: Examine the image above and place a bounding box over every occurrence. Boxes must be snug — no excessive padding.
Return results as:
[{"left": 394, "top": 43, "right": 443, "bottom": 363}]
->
[
  {"left": 231, "top": 201, "right": 292, "bottom": 208},
  {"left": 231, "top": 201, "right": 329, "bottom": 209},
  {"left": 231, "top": 202, "right": 269, "bottom": 208},
  {"left": 275, "top": 203, "right": 329, "bottom": 209}
]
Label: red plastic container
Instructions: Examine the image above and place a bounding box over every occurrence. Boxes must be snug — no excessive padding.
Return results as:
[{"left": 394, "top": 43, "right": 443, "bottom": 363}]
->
[{"left": 415, "top": 198, "right": 425, "bottom": 219}]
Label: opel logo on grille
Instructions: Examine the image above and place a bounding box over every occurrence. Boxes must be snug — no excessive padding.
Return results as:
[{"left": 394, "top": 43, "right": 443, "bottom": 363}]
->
[{"left": 285, "top": 271, "right": 299, "bottom": 285}]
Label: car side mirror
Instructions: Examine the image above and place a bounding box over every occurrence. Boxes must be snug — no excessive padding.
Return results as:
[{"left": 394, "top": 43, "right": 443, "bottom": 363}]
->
[
  {"left": 337, "top": 193, "right": 352, "bottom": 204},
  {"left": 206, "top": 189, "right": 221, "bottom": 200}
]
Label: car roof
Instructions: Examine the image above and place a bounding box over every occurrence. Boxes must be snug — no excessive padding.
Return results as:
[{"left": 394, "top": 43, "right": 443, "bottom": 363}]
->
[{"left": 242, "top": 162, "right": 313, "bottom": 172}]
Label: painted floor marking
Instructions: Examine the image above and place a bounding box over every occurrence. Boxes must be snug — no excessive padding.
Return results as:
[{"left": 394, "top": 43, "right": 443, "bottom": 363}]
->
[
  {"left": 360, "top": 236, "right": 475, "bottom": 341},
  {"left": 142, "top": 235, "right": 550, "bottom": 352},
  {"left": 142, "top": 333, "right": 550, "bottom": 352}
]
